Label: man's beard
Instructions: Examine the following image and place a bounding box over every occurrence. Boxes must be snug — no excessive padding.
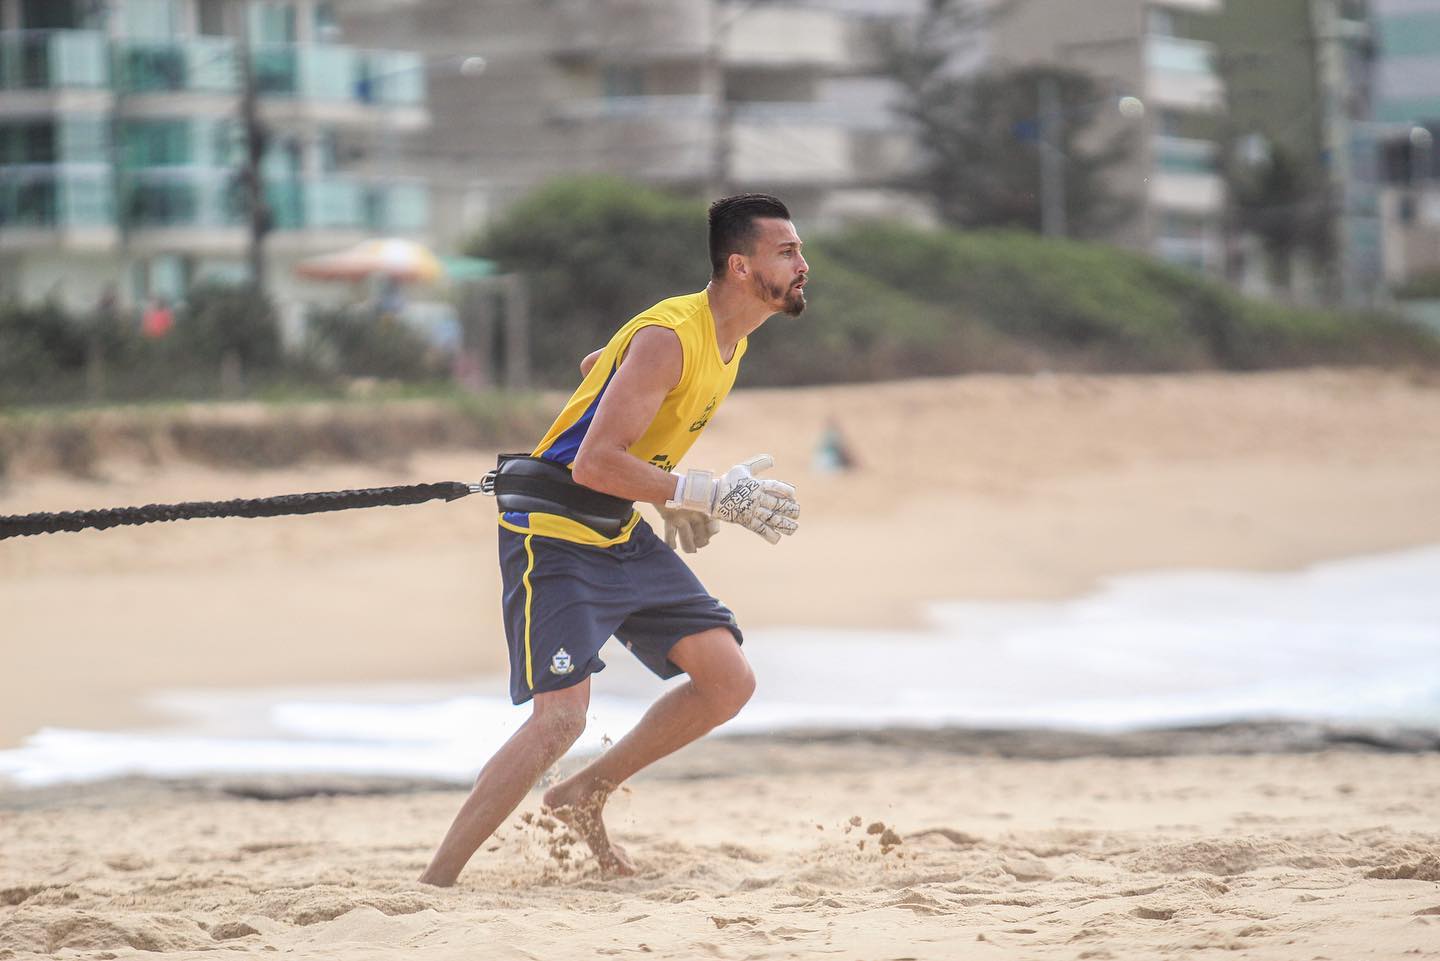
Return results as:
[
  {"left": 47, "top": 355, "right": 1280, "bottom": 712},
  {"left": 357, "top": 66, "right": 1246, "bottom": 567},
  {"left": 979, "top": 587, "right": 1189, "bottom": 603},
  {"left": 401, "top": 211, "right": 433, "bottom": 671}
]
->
[{"left": 759, "top": 274, "right": 807, "bottom": 317}]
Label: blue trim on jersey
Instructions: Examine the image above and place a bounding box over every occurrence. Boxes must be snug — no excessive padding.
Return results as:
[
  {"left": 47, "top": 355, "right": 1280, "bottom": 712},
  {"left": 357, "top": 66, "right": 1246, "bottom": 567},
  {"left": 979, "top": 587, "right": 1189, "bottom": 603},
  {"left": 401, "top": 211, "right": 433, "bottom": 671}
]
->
[
  {"left": 540, "top": 364, "right": 617, "bottom": 465},
  {"left": 502, "top": 511, "right": 529, "bottom": 528}
]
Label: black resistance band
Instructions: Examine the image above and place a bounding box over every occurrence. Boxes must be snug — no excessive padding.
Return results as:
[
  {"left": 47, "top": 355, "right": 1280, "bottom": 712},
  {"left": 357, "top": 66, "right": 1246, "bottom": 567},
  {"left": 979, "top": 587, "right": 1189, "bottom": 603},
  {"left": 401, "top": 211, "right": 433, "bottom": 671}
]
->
[{"left": 0, "top": 481, "right": 481, "bottom": 540}]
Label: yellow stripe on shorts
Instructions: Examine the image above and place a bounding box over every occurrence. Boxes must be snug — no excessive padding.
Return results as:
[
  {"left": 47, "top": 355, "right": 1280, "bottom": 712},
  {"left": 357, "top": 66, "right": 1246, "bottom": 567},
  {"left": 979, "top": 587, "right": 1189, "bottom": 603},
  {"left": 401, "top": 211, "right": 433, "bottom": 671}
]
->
[{"left": 522, "top": 533, "right": 537, "bottom": 690}]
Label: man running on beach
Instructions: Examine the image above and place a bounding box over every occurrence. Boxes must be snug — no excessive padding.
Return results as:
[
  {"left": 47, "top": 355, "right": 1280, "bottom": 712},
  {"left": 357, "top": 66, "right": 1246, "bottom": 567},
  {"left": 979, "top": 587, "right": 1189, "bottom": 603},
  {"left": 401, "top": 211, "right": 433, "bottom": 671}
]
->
[{"left": 419, "top": 194, "right": 807, "bottom": 885}]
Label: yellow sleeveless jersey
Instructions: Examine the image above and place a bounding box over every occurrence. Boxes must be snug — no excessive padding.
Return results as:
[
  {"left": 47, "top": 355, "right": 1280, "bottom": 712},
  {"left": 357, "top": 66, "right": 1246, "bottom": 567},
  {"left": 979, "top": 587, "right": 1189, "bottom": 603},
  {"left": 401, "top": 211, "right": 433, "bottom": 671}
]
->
[{"left": 500, "top": 290, "right": 747, "bottom": 546}]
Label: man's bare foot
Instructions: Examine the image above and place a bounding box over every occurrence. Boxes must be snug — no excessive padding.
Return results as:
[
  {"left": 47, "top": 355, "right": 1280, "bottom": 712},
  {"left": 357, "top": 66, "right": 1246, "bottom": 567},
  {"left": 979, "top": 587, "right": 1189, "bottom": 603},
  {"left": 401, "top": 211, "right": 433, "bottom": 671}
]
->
[{"left": 542, "top": 779, "right": 636, "bottom": 877}]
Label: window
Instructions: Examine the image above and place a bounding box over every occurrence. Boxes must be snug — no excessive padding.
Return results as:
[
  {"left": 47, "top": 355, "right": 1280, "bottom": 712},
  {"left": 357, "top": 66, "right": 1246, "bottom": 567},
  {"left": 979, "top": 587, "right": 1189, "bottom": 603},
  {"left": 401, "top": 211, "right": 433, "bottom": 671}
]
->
[
  {"left": 24, "top": 123, "right": 56, "bottom": 163},
  {"left": 21, "top": 0, "right": 83, "bottom": 30},
  {"left": 260, "top": 134, "right": 302, "bottom": 178},
  {"left": 12, "top": 179, "right": 58, "bottom": 226},
  {"left": 198, "top": 0, "right": 230, "bottom": 37},
  {"left": 65, "top": 173, "right": 112, "bottom": 225},
  {"left": 128, "top": 178, "right": 197, "bottom": 226},
  {"left": 211, "top": 120, "right": 242, "bottom": 167},
  {"left": 602, "top": 65, "right": 645, "bottom": 99},
  {"left": 59, "top": 116, "right": 109, "bottom": 164},
  {"left": 0, "top": 122, "right": 59, "bottom": 164},
  {"left": 315, "top": 2, "right": 340, "bottom": 43},
  {"left": 123, "top": 120, "right": 192, "bottom": 167},
  {"left": 149, "top": 254, "right": 189, "bottom": 302},
  {"left": 317, "top": 130, "right": 340, "bottom": 172},
  {"left": 251, "top": 3, "right": 298, "bottom": 44},
  {"left": 125, "top": 0, "right": 181, "bottom": 41}
]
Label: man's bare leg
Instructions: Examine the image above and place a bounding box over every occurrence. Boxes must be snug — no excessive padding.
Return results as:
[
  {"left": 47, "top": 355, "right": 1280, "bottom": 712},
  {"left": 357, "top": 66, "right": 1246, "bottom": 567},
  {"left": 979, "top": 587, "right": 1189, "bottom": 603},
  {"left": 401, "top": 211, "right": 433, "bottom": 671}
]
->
[
  {"left": 542, "top": 628, "right": 754, "bottom": 875},
  {"left": 419, "top": 680, "right": 591, "bottom": 887}
]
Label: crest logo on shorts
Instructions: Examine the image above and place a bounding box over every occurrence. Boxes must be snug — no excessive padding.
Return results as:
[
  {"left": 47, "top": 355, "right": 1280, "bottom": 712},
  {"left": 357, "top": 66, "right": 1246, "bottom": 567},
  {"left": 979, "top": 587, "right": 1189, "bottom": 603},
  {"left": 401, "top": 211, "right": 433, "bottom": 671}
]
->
[{"left": 550, "top": 648, "right": 575, "bottom": 675}]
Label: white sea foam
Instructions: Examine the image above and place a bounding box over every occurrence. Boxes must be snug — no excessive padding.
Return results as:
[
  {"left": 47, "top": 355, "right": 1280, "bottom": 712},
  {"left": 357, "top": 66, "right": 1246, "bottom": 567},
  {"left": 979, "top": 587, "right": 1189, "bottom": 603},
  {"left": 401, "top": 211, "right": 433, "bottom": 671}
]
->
[{"left": 3, "top": 547, "right": 1438, "bottom": 787}]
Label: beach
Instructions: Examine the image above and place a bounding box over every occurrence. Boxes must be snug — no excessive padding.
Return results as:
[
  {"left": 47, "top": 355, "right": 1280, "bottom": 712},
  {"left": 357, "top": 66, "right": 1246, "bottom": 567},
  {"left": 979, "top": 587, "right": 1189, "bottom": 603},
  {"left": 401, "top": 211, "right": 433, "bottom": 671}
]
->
[
  {"left": 2, "top": 739, "right": 1439, "bottom": 959},
  {"left": 3, "top": 368, "right": 1440, "bottom": 958},
  {"left": 5, "top": 368, "right": 1440, "bottom": 746}
]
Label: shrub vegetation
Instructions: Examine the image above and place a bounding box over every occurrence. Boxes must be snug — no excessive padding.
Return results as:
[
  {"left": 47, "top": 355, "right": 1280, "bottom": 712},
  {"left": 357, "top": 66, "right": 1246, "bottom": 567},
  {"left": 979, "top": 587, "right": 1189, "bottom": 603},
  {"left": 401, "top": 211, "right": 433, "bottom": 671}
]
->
[
  {"left": 470, "top": 178, "right": 1440, "bottom": 386},
  {"left": 4, "top": 178, "right": 1437, "bottom": 408}
]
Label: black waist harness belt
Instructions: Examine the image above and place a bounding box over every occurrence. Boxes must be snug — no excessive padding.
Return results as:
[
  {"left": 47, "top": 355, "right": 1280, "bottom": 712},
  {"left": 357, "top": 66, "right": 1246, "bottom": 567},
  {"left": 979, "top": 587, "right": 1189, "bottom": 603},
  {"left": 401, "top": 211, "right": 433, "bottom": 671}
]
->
[{"left": 485, "top": 454, "right": 635, "bottom": 538}]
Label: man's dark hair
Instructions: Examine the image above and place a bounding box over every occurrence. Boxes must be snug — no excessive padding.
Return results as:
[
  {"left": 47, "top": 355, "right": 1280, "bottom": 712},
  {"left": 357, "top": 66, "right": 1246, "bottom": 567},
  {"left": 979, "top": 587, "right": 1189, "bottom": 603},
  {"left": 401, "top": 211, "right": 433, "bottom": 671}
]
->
[{"left": 708, "top": 193, "right": 791, "bottom": 278}]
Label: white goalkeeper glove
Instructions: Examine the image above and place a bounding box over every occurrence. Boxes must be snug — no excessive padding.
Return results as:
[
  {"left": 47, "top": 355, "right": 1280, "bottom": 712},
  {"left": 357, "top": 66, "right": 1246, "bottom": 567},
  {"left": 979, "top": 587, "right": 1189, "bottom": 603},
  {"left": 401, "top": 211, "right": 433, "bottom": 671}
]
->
[
  {"left": 658, "top": 506, "right": 720, "bottom": 554},
  {"left": 666, "top": 454, "right": 800, "bottom": 545}
]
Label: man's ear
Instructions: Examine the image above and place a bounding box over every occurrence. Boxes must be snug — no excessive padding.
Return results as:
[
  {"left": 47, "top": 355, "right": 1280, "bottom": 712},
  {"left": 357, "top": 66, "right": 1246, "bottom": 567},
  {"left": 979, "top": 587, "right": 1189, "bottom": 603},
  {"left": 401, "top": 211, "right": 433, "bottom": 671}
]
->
[{"left": 728, "top": 252, "right": 749, "bottom": 279}]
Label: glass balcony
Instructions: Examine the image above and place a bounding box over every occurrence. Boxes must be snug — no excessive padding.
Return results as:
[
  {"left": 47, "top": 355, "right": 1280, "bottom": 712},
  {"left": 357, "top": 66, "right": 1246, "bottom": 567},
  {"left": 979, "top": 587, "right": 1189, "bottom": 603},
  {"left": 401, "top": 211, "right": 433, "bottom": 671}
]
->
[
  {"left": 733, "top": 100, "right": 893, "bottom": 132},
  {"left": 116, "top": 171, "right": 424, "bottom": 233},
  {"left": 0, "top": 30, "right": 109, "bottom": 90},
  {"left": 1145, "top": 35, "right": 1216, "bottom": 75},
  {"left": 252, "top": 44, "right": 299, "bottom": 96},
  {"left": 1153, "top": 135, "right": 1218, "bottom": 175},
  {"left": 119, "top": 118, "right": 241, "bottom": 170},
  {"left": 0, "top": 33, "right": 424, "bottom": 108},
  {"left": 119, "top": 36, "right": 237, "bottom": 94},
  {"left": 267, "top": 177, "right": 364, "bottom": 229},
  {"left": 1377, "top": 11, "right": 1440, "bottom": 59},
  {"left": 357, "top": 51, "right": 424, "bottom": 106},
  {"left": 253, "top": 44, "right": 424, "bottom": 106},
  {"left": 0, "top": 165, "right": 114, "bottom": 228},
  {"left": 556, "top": 94, "right": 715, "bottom": 121},
  {"left": 125, "top": 168, "right": 241, "bottom": 228},
  {"left": 267, "top": 179, "right": 428, "bottom": 231},
  {"left": 299, "top": 45, "right": 356, "bottom": 101},
  {"left": 366, "top": 181, "right": 428, "bottom": 232}
]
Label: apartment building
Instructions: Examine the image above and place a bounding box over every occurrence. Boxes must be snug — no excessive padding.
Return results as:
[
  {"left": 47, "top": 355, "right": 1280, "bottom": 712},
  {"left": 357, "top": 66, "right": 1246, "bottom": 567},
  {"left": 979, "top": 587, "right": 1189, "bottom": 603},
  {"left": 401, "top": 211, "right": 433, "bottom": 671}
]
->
[
  {"left": 337, "top": 0, "right": 927, "bottom": 251},
  {"left": 1372, "top": 0, "right": 1440, "bottom": 284},
  {"left": 335, "top": 0, "right": 1237, "bottom": 273},
  {"left": 0, "top": 0, "right": 429, "bottom": 313},
  {"left": 983, "top": 0, "right": 1227, "bottom": 271}
]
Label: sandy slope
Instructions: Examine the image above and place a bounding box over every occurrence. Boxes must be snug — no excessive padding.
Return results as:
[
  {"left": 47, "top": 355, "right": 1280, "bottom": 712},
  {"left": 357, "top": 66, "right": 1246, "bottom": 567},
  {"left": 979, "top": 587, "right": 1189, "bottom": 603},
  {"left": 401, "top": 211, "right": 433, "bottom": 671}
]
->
[
  {"left": 3, "top": 369, "right": 1440, "bottom": 747},
  {"left": 1, "top": 742, "right": 1438, "bottom": 960}
]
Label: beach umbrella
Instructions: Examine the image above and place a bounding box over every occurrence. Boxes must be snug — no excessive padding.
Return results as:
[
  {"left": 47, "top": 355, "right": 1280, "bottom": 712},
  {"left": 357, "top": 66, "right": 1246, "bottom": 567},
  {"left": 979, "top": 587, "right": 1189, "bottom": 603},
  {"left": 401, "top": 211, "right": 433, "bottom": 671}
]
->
[{"left": 295, "top": 238, "right": 445, "bottom": 284}]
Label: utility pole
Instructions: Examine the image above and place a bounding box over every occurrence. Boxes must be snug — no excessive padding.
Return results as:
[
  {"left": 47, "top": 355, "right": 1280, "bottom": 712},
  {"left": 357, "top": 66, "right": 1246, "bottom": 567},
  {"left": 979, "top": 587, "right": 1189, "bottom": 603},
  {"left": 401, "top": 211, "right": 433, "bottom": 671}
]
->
[
  {"left": 237, "top": 0, "right": 270, "bottom": 295},
  {"left": 707, "top": 3, "right": 734, "bottom": 198},
  {"left": 98, "top": 1, "right": 128, "bottom": 254},
  {"left": 1311, "top": 0, "right": 1355, "bottom": 305},
  {"left": 1038, "top": 73, "right": 1066, "bottom": 238},
  {"left": 90, "top": 0, "right": 124, "bottom": 401}
]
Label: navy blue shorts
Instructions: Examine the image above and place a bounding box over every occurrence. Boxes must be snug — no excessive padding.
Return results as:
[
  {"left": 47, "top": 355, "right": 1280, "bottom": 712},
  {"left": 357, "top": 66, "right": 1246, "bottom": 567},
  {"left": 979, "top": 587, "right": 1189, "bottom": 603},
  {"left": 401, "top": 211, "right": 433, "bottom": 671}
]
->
[{"left": 498, "top": 517, "right": 743, "bottom": 705}]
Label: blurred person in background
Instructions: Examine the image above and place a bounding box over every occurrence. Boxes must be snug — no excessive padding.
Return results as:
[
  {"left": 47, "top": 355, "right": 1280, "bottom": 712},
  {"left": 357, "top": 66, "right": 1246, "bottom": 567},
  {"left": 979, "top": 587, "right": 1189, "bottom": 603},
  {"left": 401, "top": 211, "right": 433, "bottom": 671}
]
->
[{"left": 140, "top": 298, "right": 174, "bottom": 339}]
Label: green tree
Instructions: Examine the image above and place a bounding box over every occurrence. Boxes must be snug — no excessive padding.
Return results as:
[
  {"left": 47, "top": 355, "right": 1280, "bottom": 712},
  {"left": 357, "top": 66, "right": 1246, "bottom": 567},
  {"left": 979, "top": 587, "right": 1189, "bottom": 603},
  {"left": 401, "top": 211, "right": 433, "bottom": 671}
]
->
[
  {"left": 466, "top": 177, "right": 707, "bottom": 385},
  {"left": 0, "top": 300, "right": 87, "bottom": 403},
  {"left": 466, "top": 177, "right": 1437, "bottom": 387},
  {"left": 886, "top": 3, "right": 1136, "bottom": 236},
  {"left": 1225, "top": 143, "right": 1331, "bottom": 297}
]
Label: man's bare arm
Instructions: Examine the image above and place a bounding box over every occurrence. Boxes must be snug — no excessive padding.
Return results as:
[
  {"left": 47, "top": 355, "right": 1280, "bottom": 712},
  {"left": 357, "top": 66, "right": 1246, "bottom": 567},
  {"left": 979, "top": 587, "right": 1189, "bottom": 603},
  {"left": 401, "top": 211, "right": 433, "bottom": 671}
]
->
[
  {"left": 579, "top": 348, "right": 602, "bottom": 377},
  {"left": 570, "top": 327, "right": 684, "bottom": 504}
]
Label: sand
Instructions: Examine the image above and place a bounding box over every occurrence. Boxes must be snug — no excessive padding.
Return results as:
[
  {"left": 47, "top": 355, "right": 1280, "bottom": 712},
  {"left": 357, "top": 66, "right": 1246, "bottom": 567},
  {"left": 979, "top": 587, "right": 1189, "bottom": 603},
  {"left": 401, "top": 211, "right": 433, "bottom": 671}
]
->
[
  {"left": 3, "top": 368, "right": 1440, "bottom": 958},
  {"left": 2, "top": 740, "right": 1439, "bottom": 960}
]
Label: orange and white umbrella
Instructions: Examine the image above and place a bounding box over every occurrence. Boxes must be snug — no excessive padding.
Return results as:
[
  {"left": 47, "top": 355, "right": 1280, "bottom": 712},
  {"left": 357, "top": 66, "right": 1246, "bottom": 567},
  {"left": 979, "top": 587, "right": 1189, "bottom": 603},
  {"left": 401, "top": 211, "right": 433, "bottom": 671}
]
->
[{"left": 295, "top": 238, "right": 444, "bottom": 284}]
